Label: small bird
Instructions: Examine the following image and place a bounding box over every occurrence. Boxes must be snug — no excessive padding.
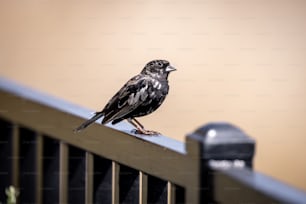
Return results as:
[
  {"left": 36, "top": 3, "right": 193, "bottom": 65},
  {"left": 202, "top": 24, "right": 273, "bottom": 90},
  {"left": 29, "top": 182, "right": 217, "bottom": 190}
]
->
[{"left": 74, "top": 59, "right": 176, "bottom": 135}]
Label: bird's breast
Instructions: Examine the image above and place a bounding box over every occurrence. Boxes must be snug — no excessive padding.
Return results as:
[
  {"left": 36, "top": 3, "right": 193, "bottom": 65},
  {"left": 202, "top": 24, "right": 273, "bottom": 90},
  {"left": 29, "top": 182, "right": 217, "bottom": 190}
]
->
[
  {"left": 151, "top": 78, "right": 169, "bottom": 91},
  {"left": 152, "top": 80, "right": 162, "bottom": 90}
]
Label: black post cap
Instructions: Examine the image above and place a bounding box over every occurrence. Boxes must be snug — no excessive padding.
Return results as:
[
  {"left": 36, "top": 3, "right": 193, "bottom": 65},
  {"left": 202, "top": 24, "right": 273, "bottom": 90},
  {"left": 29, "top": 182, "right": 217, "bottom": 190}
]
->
[{"left": 188, "top": 122, "right": 255, "bottom": 168}]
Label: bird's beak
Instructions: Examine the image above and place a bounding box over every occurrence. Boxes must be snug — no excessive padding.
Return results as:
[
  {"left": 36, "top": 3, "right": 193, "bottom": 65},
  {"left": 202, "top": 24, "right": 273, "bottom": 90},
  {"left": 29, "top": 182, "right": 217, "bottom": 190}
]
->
[{"left": 166, "top": 65, "right": 176, "bottom": 72}]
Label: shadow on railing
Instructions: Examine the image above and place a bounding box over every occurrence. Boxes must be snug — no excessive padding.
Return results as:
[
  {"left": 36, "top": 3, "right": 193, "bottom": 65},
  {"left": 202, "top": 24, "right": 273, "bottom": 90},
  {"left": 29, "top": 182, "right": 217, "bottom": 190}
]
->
[{"left": 0, "top": 77, "right": 305, "bottom": 204}]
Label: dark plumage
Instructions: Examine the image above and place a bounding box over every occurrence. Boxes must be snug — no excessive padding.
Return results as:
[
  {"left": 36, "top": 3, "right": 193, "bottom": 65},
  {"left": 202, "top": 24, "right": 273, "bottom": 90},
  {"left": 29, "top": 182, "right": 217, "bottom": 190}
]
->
[{"left": 74, "top": 59, "right": 176, "bottom": 135}]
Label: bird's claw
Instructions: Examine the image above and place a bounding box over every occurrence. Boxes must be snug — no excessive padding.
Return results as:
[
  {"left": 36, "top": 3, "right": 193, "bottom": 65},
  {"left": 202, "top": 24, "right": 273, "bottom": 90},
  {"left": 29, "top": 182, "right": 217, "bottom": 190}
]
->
[{"left": 132, "top": 129, "right": 160, "bottom": 136}]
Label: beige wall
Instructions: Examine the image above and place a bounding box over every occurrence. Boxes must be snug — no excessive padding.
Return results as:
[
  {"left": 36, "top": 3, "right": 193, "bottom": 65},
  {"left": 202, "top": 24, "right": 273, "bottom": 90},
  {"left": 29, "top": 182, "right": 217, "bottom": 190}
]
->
[{"left": 1, "top": 0, "right": 306, "bottom": 191}]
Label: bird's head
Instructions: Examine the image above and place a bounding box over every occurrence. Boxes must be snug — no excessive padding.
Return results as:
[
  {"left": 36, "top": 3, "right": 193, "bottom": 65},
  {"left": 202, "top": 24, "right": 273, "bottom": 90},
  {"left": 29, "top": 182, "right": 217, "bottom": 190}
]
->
[{"left": 141, "top": 60, "right": 176, "bottom": 79}]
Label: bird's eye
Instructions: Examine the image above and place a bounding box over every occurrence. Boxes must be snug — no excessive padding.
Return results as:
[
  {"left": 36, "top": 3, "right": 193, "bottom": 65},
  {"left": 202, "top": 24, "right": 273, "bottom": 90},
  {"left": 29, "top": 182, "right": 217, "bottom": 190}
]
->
[{"left": 156, "top": 62, "right": 163, "bottom": 67}]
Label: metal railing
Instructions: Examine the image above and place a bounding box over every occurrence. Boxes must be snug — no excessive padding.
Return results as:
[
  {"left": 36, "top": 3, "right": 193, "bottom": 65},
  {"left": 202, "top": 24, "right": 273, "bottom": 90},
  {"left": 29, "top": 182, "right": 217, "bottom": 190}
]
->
[{"left": 0, "top": 77, "right": 305, "bottom": 204}]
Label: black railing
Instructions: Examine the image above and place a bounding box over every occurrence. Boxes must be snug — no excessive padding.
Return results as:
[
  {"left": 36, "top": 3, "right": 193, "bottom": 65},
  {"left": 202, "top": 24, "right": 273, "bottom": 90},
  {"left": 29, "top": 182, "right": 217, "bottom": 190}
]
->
[{"left": 0, "top": 77, "right": 305, "bottom": 204}]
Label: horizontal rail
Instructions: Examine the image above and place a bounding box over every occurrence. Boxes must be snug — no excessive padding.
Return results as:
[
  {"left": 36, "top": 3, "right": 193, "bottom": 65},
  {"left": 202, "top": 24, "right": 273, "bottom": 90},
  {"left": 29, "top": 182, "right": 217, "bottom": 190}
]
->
[
  {"left": 0, "top": 77, "right": 185, "bottom": 154},
  {"left": 210, "top": 165, "right": 306, "bottom": 203}
]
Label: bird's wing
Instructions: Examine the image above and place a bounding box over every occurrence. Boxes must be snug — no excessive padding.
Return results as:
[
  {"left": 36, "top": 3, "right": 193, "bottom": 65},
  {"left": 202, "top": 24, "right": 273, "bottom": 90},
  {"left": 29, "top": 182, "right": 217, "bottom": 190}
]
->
[{"left": 101, "top": 75, "right": 151, "bottom": 124}]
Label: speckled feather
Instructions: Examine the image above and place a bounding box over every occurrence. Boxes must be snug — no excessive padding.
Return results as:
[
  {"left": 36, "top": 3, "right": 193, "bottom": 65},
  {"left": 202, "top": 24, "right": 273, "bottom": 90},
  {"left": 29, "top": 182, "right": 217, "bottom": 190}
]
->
[{"left": 74, "top": 59, "right": 175, "bottom": 132}]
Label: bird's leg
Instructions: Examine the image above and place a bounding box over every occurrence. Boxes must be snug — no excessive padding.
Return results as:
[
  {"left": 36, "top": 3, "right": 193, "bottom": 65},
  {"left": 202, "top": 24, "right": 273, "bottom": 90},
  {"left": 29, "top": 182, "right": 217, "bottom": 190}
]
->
[
  {"left": 132, "top": 118, "right": 160, "bottom": 135},
  {"left": 132, "top": 118, "right": 144, "bottom": 129},
  {"left": 127, "top": 118, "right": 143, "bottom": 131},
  {"left": 127, "top": 118, "right": 160, "bottom": 135}
]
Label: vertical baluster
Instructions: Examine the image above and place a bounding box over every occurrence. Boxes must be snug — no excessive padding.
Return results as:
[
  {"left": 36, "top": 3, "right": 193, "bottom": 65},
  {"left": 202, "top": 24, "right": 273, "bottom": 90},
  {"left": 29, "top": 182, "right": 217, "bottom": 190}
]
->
[
  {"left": 85, "top": 152, "right": 94, "bottom": 204},
  {"left": 59, "top": 142, "right": 68, "bottom": 204},
  {"left": 12, "top": 124, "right": 19, "bottom": 188},
  {"left": 35, "top": 133, "right": 43, "bottom": 204},
  {"left": 167, "top": 182, "right": 175, "bottom": 204},
  {"left": 112, "top": 161, "right": 120, "bottom": 204},
  {"left": 139, "top": 171, "right": 148, "bottom": 204}
]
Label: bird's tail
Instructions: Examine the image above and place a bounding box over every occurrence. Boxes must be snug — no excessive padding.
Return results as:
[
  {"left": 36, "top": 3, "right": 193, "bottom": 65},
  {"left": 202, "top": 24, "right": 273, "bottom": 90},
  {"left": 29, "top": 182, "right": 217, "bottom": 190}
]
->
[{"left": 74, "top": 112, "right": 104, "bottom": 132}]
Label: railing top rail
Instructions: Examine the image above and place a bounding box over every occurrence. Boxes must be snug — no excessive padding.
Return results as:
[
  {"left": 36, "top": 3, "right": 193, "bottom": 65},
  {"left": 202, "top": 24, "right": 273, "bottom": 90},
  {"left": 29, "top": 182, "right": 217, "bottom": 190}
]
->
[
  {"left": 0, "top": 77, "right": 185, "bottom": 154},
  {"left": 211, "top": 166, "right": 306, "bottom": 204}
]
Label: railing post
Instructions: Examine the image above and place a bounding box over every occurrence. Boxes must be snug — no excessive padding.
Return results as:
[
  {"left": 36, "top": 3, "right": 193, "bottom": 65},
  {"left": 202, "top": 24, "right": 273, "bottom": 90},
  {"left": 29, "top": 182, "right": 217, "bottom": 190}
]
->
[{"left": 187, "top": 122, "right": 255, "bottom": 203}]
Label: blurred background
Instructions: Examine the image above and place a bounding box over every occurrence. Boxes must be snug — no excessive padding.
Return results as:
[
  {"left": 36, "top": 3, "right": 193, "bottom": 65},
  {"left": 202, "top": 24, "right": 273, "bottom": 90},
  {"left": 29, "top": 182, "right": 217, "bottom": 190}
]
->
[{"left": 1, "top": 0, "right": 305, "bottom": 191}]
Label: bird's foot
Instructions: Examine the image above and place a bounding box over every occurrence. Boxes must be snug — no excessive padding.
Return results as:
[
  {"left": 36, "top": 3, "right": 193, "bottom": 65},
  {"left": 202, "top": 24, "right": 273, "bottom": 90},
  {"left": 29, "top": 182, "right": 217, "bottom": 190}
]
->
[
  {"left": 128, "top": 118, "right": 160, "bottom": 136},
  {"left": 133, "top": 128, "right": 160, "bottom": 136}
]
